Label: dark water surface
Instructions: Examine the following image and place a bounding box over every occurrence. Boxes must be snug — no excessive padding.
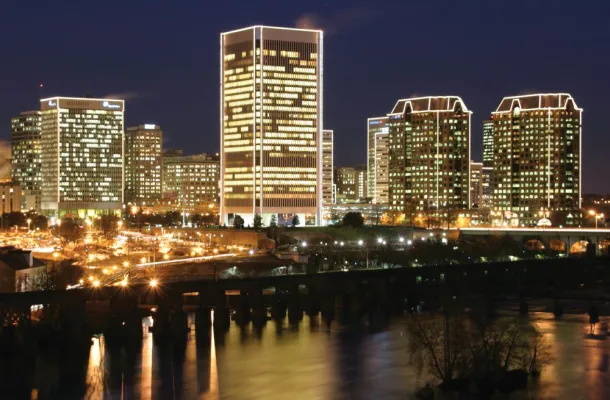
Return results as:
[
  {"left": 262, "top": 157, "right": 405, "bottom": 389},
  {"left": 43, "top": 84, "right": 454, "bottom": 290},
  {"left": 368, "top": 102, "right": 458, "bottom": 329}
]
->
[{"left": 19, "top": 313, "right": 610, "bottom": 399}]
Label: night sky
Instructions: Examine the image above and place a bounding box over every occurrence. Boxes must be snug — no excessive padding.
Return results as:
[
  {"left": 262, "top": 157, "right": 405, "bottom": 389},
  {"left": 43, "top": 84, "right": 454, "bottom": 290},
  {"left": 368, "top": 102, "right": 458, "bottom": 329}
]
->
[{"left": 2, "top": 0, "right": 609, "bottom": 192}]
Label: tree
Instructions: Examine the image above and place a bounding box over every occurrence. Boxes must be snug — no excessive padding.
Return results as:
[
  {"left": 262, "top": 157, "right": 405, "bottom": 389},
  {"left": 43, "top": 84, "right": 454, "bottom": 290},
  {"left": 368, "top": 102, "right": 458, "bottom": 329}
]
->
[
  {"left": 291, "top": 214, "right": 300, "bottom": 227},
  {"left": 342, "top": 212, "right": 364, "bottom": 229},
  {"left": 99, "top": 213, "right": 119, "bottom": 237},
  {"left": 407, "top": 309, "right": 553, "bottom": 387},
  {"left": 233, "top": 215, "right": 244, "bottom": 229},
  {"left": 253, "top": 213, "right": 262, "bottom": 230},
  {"left": 23, "top": 260, "right": 82, "bottom": 291},
  {"left": 269, "top": 214, "right": 277, "bottom": 227},
  {"left": 56, "top": 219, "right": 84, "bottom": 245},
  {"left": 33, "top": 215, "right": 48, "bottom": 230},
  {"left": 380, "top": 210, "right": 404, "bottom": 226},
  {"left": 1, "top": 211, "right": 26, "bottom": 229}
]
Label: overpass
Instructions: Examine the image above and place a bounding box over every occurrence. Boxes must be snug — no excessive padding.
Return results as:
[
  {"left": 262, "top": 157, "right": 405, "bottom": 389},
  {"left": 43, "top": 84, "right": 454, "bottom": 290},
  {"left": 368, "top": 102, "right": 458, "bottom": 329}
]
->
[{"left": 459, "top": 227, "right": 610, "bottom": 255}]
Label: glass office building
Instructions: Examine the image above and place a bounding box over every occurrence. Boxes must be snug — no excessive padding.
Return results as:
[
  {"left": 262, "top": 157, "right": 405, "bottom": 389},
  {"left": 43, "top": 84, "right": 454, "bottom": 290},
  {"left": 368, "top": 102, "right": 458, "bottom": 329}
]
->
[
  {"left": 322, "top": 129, "right": 334, "bottom": 205},
  {"left": 40, "top": 97, "right": 124, "bottom": 218},
  {"left": 367, "top": 116, "right": 389, "bottom": 204},
  {"left": 220, "top": 25, "right": 323, "bottom": 226},
  {"left": 124, "top": 124, "right": 162, "bottom": 205}
]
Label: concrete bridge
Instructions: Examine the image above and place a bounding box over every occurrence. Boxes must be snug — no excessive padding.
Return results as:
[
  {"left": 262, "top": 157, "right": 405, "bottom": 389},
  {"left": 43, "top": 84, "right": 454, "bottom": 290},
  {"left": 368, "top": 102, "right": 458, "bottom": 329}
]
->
[
  {"left": 2, "top": 256, "right": 610, "bottom": 349},
  {"left": 459, "top": 227, "right": 610, "bottom": 255}
]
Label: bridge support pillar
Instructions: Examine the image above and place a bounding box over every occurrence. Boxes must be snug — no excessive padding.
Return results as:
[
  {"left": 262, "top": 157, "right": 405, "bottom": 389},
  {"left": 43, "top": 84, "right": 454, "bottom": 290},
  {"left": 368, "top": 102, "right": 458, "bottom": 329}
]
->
[
  {"left": 271, "top": 295, "right": 287, "bottom": 320},
  {"left": 106, "top": 294, "right": 142, "bottom": 349},
  {"left": 250, "top": 293, "right": 267, "bottom": 326},
  {"left": 195, "top": 307, "right": 212, "bottom": 334}
]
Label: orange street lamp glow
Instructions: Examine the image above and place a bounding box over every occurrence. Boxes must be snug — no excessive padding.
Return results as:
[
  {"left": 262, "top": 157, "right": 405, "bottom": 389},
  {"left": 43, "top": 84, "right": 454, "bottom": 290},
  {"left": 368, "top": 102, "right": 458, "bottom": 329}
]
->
[
  {"left": 149, "top": 279, "right": 158, "bottom": 288},
  {"left": 93, "top": 280, "right": 100, "bottom": 287}
]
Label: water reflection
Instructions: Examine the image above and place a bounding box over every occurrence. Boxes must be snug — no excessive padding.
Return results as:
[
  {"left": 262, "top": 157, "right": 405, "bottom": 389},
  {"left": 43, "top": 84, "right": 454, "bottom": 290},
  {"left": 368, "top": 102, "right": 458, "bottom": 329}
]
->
[{"left": 12, "top": 313, "right": 610, "bottom": 398}]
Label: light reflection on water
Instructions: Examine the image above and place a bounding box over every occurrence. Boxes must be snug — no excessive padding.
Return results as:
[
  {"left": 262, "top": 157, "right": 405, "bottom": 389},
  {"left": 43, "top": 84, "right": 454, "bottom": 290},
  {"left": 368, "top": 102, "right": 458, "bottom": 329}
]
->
[{"left": 40, "top": 313, "right": 610, "bottom": 399}]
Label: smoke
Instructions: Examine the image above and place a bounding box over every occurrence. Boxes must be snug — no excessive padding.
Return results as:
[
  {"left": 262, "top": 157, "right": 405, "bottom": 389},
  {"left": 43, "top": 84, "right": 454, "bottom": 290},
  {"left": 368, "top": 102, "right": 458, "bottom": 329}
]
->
[
  {"left": 0, "top": 140, "right": 11, "bottom": 180},
  {"left": 295, "top": 13, "right": 322, "bottom": 30},
  {"left": 103, "top": 91, "right": 143, "bottom": 101},
  {"left": 295, "top": 5, "right": 381, "bottom": 35}
]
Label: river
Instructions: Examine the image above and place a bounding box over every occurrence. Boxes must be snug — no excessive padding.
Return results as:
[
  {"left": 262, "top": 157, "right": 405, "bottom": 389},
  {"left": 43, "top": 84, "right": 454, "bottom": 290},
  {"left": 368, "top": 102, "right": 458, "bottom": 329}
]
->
[{"left": 12, "top": 312, "right": 610, "bottom": 399}]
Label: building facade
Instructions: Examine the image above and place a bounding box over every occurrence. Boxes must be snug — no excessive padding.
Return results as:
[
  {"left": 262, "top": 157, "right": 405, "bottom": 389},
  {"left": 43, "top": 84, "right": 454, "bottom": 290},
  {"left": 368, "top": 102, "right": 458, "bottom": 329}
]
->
[
  {"left": 470, "top": 161, "right": 483, "bottom": 208},
  {"left": 10, "top": 111, "right": 42, "bottom": 211},
  {"left": 367, "top": 116, "right": 389, "bottom": 204},
  {"left": 388, "top": 96, "right": 471, "bottom": 216},
  {"left": 39, "top": 97, "right": 124, "bottom": 218},
  {"left": 481, "top": 119, "right": 494, "bottom": 210},
  {"left": 124, "top": 124, "right": 162, "bottom": 205},
  {"left": 162, "top": 152, "right": 220, "bottom": 211},
  {"left": 0, "top": 180, "right": 22, "bottom": 215},
  {"left": 334, "top": 165, "right": 367, "bottom": 203},
  {"left": 322, "top": 129, "right": 334, "bottom": 204},
  {"left": 322, "top": 202, "right": 389, "bottom": 226},
  {"left": 220, "top": 25, "right": 323, "bottom": 227},
  {"left": 491, "top": 93, "right": 582, "bottom": 226}
]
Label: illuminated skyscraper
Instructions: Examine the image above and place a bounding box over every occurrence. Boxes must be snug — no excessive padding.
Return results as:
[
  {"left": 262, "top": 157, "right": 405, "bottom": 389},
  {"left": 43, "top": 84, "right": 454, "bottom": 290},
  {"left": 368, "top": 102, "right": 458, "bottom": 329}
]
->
[
  {"left": 482, "top": 119, "right": 494, "bottom": 167},
  {"left": 481, "top": 119, "right": 494, "bottom": 209},
  {"left": 220, "top": 26, "right": 323, "bottom": 226},
  {"left": 470, "top": 161, "right": 483, "bottom": 208},
  {"left": 491, "top": 93, "right": 582, "bottom": 226},
  {"left": 10, "top": 111, "right": 41, "bottom": 210},
  {"left": 124, "top": 124, "right": 162, "bottom": 205},
  {"left": 388, "top": 96, "right": 471, "bottom": 214},
  {"left": 322, "top": 129, "right": 334, "bottom": 204},
  {"left": 367, "top": 116, "right": 389, "bottom": 204},
  {"left": 40, "top": 97, "right": 124, "bottom": 217}
]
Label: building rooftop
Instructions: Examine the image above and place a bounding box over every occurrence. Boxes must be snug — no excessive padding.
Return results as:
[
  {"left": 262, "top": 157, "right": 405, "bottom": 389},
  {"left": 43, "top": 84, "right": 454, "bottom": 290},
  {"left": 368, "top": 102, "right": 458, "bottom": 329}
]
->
[
  {"left": 390, "top": 96, "right": 470, "bottom": 115},
  {"left": 0, "top": 247, "right": 45, "bottom": 271},
  {"left": 493, "top": 93, "right": 581, "bottom": 113}
]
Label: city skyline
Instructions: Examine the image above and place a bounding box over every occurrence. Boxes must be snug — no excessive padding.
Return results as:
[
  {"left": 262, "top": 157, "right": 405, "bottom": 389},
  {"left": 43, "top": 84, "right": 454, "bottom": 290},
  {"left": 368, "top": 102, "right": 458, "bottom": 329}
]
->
[{"left": 2, "top": 1, "right": 610, "bottom": 192}]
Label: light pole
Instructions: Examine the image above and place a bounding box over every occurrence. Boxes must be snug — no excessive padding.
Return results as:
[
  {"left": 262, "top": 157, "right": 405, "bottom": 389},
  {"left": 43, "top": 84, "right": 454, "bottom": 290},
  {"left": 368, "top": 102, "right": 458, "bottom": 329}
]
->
[
  {"left": 26, "top": 218, "right": 32, "bottom": 232},
  {"left": 589, "top": 210, "right": 604, "bottom": 229},
  {"left": 358, "top": 239, "right": 368, "bottom": 268}
]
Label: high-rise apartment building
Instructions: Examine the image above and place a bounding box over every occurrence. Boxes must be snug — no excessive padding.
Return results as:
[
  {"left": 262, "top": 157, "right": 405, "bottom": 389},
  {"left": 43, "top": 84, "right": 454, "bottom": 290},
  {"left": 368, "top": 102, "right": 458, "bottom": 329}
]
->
[
  {"left": 10, "top": 111, "right": 42, "bottom": 211},
  {"left": 470, "top": 161, "right": 483, "bottom": 208},
  {"left": 322, "top": 129, "right": 334, "bottom": 204},
  {"left": 334, "top": 165, "right": 367, "bottom": 203},
  {"left": 491, "top": 93, "right": 582, "bottom": 226},
  {"left": 40, "top": 97, "right": 124, "bottom": 217},
  {"left": 367, "top": 117, "right": 389, "bottom": 204},
  {"left": 388, "top": 96, "right": 471, "bottom": 214},
  {"left": 220, "top": 26, "right": 323, "bottom": 226},
  {"left": 124, "top": 124, "right": 162, "bottom": 205},
  {"left": 482, "top": 119, "right": 494, "bottom": 167},
  {"left": 481, "top": 119, "right": 494, "bottom": 209},
  {"left": 162, "top": 152, "right": 220, "bottom": 211}
]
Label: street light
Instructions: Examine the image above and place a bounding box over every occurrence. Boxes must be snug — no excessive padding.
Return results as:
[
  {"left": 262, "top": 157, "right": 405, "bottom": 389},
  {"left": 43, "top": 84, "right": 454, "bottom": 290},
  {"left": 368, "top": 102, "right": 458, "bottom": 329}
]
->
[
  {"left": 357, "top": 240, "right": 363, "bottom": 246},
  {"left": 399, "top": 237, "right": 404, "bottom": 243},
  {"left": 26, "top": 218, "right": 32, "bottom": 231},
  {"left": 149, "top": 279, "right": 158, "bottom": 288},
  {"left": 589, "top": 210, "right": 604, "bottom": 229}
]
